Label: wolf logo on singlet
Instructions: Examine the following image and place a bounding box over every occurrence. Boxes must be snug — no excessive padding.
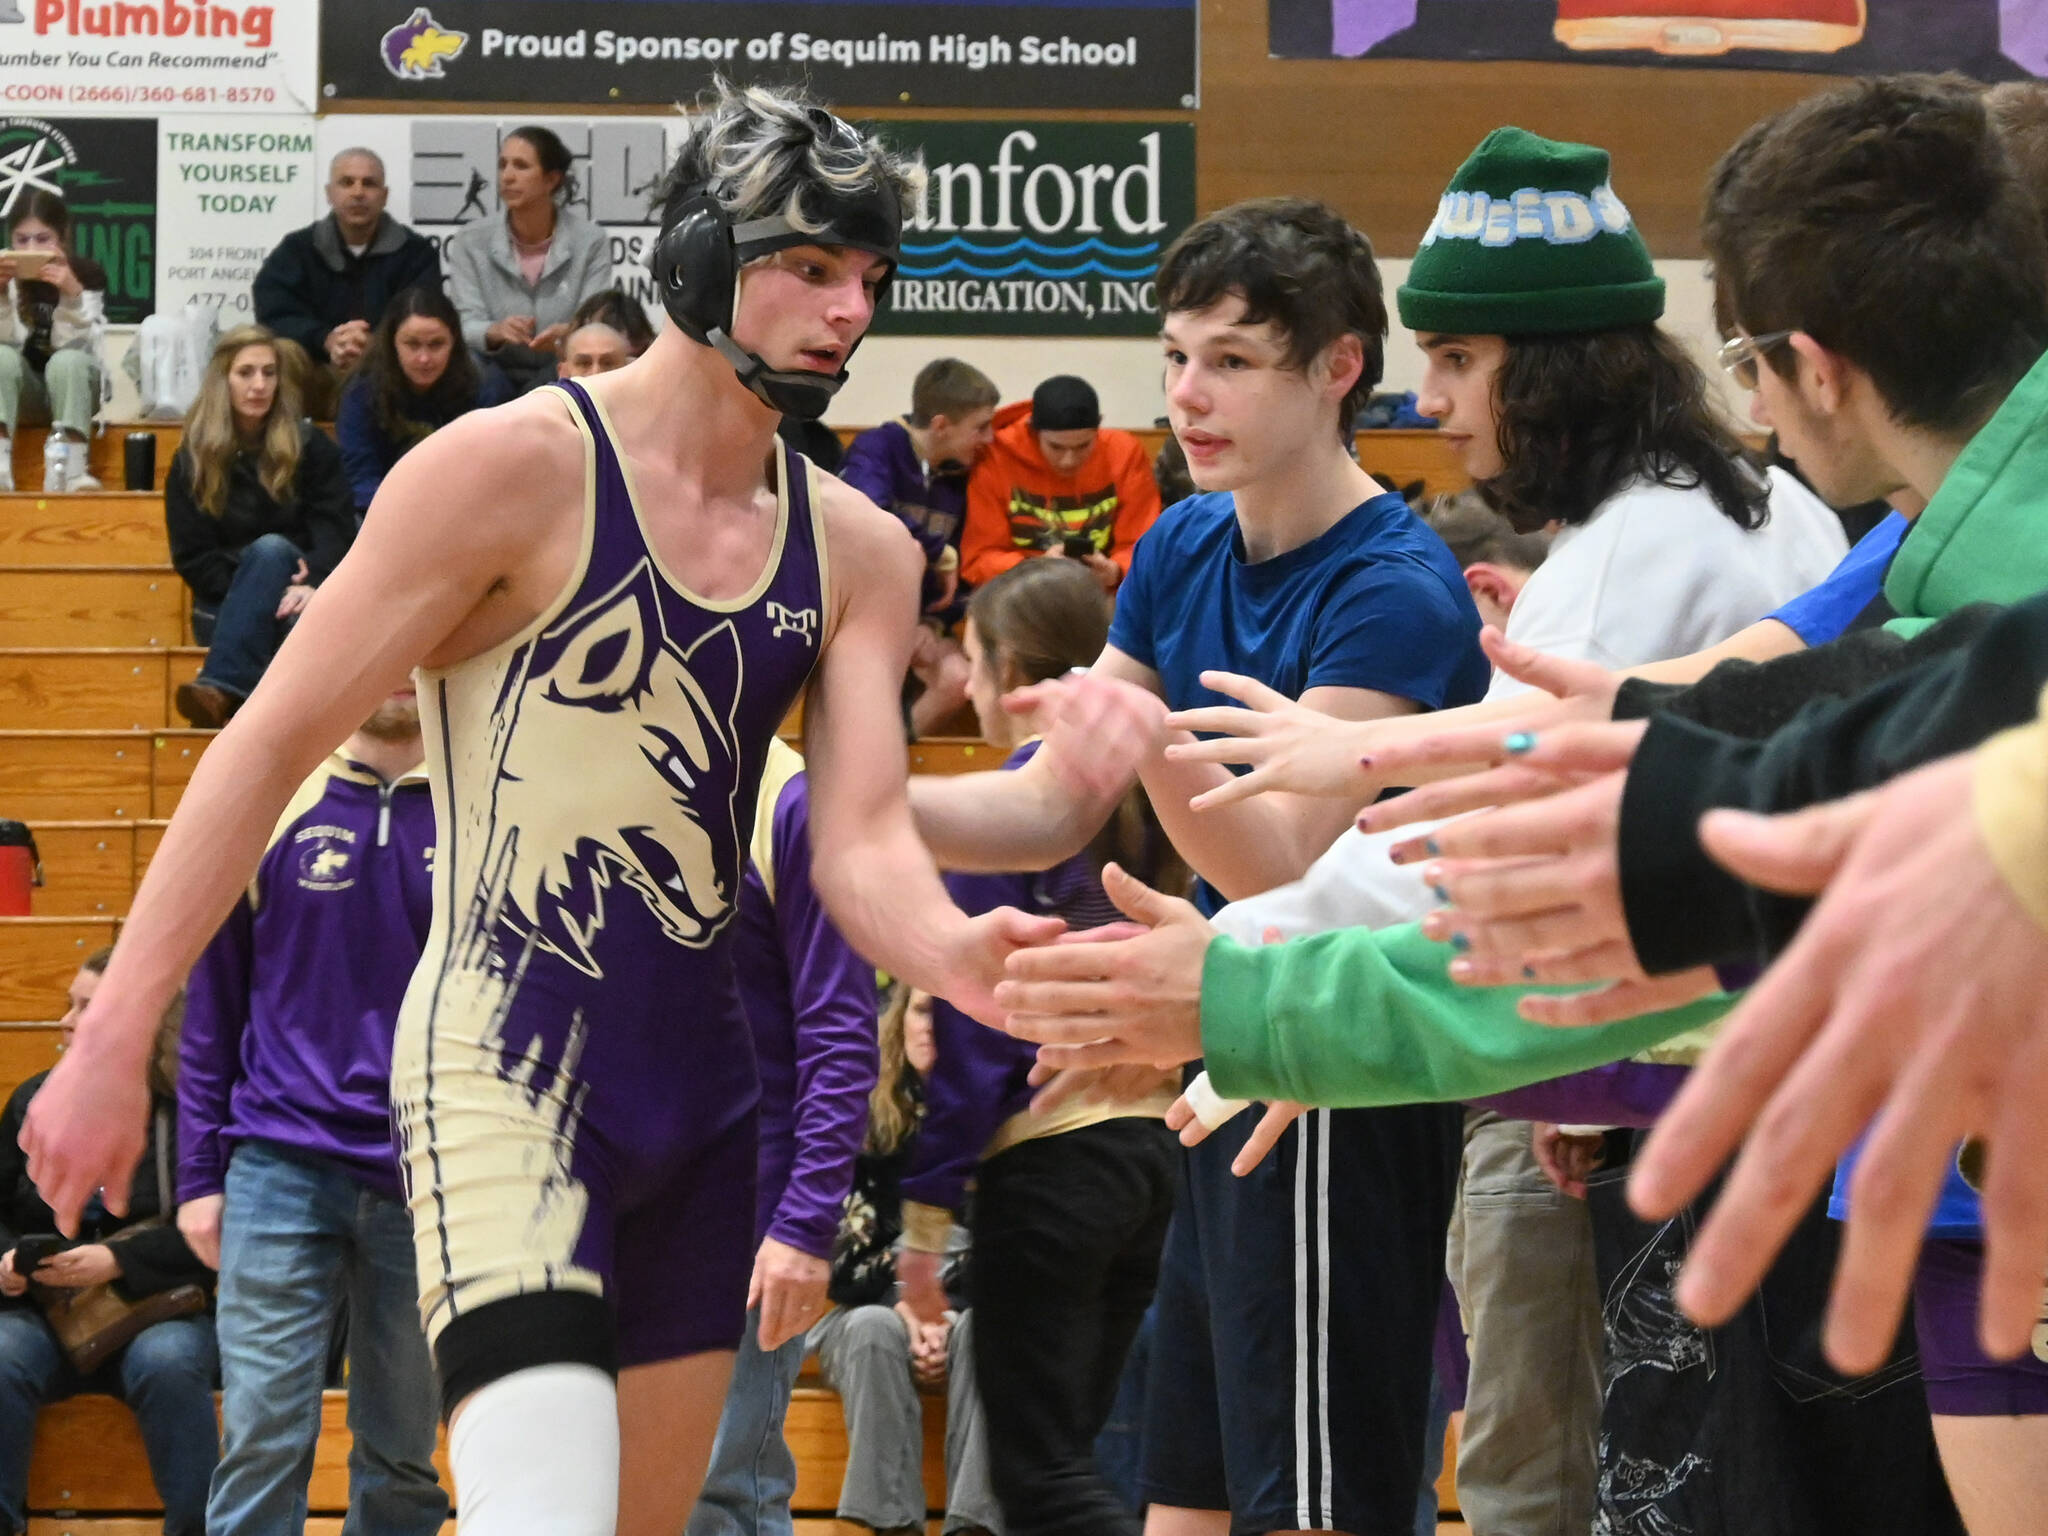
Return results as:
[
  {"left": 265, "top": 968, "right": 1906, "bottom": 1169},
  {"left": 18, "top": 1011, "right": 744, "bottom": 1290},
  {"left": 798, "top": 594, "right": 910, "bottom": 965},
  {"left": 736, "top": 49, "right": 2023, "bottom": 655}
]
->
[{"left": 392, "top": 378, "right": 829, "bottom": 1368}]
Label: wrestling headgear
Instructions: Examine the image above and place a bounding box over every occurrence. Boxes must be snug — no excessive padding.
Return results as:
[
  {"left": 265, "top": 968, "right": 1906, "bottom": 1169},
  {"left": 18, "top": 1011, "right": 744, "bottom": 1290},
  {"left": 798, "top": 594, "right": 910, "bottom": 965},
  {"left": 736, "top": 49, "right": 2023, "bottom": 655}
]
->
[{"left": 651, "top": 107, "right": 904, "bottom": 420}]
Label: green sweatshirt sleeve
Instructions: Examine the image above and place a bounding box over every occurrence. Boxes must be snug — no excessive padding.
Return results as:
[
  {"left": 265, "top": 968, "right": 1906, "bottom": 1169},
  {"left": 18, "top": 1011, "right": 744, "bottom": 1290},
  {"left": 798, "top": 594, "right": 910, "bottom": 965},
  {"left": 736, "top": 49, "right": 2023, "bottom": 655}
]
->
[{"left": 1200, "top": 922, "right": 1732, "bottom": 1106}]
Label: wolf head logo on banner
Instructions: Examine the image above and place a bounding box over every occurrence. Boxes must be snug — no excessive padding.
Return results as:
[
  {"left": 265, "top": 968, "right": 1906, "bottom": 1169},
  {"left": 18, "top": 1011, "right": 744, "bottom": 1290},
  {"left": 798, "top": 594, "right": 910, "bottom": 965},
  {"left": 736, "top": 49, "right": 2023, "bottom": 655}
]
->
[{"left": 382, "top": 6, "right": 469, "bottom": 80}]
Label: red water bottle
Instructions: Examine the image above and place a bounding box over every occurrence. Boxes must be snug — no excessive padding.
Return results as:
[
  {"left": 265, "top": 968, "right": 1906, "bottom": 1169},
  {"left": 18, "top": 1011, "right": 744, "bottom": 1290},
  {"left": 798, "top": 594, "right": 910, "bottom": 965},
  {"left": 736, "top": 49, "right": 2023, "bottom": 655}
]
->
[{"left": 0, "top": 821, "right": 42, "bottom": 915}]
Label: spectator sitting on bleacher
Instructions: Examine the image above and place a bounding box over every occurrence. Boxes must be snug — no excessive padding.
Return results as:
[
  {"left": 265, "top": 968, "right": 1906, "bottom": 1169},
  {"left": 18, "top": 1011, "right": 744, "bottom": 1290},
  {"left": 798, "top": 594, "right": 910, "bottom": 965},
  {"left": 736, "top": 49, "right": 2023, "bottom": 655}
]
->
[
  {"left": 805, "top": 984, "right": 999, "bottom": 1536},
  {"left": 556, "top": 321, "right": 632, "bottom": 379},
  {"left": 252, "top": 148, "right": 442, "bottom": 419},
  {"left": 962, "top": 376, "right": 1160, "bottom": 594},
  {"left": 177, "top": 688, "right": 447, "bottom": 1536},
  {"left": 0, "top": 948, "right": 218, "bottom": 1536},
  {"left": 167, "top": 325, "right": 357, "bottom": 730},
  {"left": 337, "top": 285, "right": 511, "bottom": 513},
  {"left": 843, "top": 358, "right": 1001, "bottom": 622},
  {"left": 445, "top": 126, "right": 614, "bottom": 395},
  {"left": 0, "top": 190, "right": 108, "bottom": 493},
  {"left": 571, "top": 286, "right": 657, "bottom": 356}
]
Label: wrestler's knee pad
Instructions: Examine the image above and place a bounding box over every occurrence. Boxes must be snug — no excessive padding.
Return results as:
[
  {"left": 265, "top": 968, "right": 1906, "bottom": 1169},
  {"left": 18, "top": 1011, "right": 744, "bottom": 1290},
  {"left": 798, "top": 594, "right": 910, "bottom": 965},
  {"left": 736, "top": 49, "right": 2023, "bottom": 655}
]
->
[
  {"left": 449, "top": 1362, "right": 619, "bottom": 1536},
  {"left": 435, "top": 1290, "right": 616, "bottom": 1423}
]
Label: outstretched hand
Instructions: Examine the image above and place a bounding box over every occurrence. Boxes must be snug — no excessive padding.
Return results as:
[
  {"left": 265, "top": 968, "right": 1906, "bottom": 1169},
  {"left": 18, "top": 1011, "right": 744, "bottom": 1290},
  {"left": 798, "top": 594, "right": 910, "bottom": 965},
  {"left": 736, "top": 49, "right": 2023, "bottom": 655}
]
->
[
  {"left": 1159, "top": 672, "right": 1367, "bottom": 808},
  {"left": 1631, "top": 751, "right": 2048, "bottom": 1372},
  {"left": 1008, "top": 671, "right": 1167, "bottom": 804},
  {"left": 997, "top": 864, "right": 1214, "bottom": 1071}
]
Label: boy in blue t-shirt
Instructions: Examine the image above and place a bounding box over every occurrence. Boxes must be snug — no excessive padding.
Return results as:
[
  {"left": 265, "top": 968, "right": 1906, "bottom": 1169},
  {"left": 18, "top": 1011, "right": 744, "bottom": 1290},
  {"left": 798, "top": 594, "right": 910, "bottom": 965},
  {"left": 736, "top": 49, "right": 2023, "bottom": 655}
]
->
[{"left": 909, "top": 197, "right": 1486, "bottom": 1536}]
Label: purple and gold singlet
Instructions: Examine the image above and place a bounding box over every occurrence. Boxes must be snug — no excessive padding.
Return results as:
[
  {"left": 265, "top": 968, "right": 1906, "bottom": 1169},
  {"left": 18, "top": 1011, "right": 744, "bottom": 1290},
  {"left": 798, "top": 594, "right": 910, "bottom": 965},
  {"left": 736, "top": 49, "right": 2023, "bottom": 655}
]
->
[{"left": 393, "top": 379, "right": 827, "bottom": 1362}]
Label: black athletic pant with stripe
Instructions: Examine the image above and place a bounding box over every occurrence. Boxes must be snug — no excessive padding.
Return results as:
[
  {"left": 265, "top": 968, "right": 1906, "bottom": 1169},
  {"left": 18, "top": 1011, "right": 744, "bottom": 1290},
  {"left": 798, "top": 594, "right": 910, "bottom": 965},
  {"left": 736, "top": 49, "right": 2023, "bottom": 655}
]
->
[{"left": 1139, "top": 1101, "right": 1463, "bottom": 1534}]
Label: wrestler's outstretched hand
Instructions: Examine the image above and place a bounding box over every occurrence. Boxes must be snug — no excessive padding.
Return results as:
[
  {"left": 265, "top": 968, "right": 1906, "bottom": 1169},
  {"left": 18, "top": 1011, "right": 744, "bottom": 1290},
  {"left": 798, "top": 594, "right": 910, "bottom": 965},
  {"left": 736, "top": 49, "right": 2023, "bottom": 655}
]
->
[
  {"left": 20, "top": 1012, "right": 150, "bottom": 1235},
  {"left": 998, "top": 864, "right": 1212, "bottom": 1071},
  {"left": 945, "top": 906, "right": 1067, "bottom": 1028}
]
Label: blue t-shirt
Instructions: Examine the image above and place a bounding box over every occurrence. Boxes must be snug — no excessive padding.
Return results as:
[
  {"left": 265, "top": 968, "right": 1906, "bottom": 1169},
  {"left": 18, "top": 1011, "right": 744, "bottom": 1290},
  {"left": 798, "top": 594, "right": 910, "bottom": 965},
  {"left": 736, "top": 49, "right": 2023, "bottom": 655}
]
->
[
  {"left": 1108, "top": 490, "right": 1489, "bottom": 908},
  {"left": 1767, "top": 510, "right": 1909, "bottom": 645},
  {"left": 1784, "top": 511, "right": 1983, "bottom": 1236}
]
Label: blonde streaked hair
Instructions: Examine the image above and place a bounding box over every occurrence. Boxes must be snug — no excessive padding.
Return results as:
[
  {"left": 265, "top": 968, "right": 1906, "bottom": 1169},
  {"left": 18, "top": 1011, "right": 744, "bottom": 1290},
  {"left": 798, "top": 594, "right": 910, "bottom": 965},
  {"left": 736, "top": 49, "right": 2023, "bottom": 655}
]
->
[
  {"left": 182, "top": 325, "right": 304, "bottom": 518},
  {"left": 657, "top": 80, "right": 925, "bottom": 242}
]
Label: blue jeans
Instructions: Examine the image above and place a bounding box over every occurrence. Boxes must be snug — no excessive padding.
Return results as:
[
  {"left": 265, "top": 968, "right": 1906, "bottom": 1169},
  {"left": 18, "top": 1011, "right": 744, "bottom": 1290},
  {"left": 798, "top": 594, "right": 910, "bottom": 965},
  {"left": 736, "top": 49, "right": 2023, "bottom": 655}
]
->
[
  {"left": 686, "top": 1303, "right": 808, "bottom": 1536},
  {"left": 0, "top": 1302, "right": 219, "bottom": 1535},
  {"left": 208, "top": 1140, "right": 446, "bottom": 1536},
  {"left": 191, "top": 532, "right": 302, "bottom": 699}
]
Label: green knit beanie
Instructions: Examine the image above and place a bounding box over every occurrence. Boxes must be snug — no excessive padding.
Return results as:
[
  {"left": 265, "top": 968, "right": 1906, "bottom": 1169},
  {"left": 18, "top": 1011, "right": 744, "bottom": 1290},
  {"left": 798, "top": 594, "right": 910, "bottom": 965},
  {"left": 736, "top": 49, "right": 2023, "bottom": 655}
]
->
[{"left": 1397, "top": 126, "right": 1665, "bottom": 337}]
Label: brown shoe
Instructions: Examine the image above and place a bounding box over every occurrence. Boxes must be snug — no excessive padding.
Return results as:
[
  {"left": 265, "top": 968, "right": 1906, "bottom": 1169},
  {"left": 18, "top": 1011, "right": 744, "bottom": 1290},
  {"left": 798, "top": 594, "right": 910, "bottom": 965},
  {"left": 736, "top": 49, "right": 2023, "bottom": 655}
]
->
[{"left": 175, "top": 681, "right": 239, "bottom": 728}]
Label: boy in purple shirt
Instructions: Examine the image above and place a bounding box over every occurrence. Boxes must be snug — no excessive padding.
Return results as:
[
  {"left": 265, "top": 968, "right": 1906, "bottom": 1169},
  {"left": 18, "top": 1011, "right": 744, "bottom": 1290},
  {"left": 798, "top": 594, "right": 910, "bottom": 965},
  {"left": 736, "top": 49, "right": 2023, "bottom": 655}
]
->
[
  {"left": 177, "top": 688, "right": 447, "bottom": 1535},
  {"left": 689, "top": 740, "right": 880, "bottom": 1536},
  {"left": 841, "top": 357, "right": 1000, "bottom": 735}
]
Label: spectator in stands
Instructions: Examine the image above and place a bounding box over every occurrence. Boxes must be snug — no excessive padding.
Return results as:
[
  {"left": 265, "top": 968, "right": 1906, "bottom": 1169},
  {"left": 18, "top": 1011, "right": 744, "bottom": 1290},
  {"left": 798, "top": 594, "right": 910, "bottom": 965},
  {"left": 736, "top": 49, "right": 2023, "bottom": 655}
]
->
[
  {"left": 843, "top": 357, "right": 1001, "bottom": 736},
  {"left": 0, "top": 190, "right": 108, "bottom": 493},
  {"left": 252, "top": 148, "right": 442, "bottom": 418},
  {"left": 445, "top": 127, "right": 614, "bottom": 394},
  {"left": 166, "top": 326, "right": 357, "bottom": 729},
  {"left": 178, "top": 688, "right": 446, "bottom": 1536},
  {"left": 903, "top": 557, "right": 1183, "bottom": 1536},
  {"left": 806, "top": 984, "right": 999, "bottom": 1536},
  {"left": 688, "top": 740, "right": 877, "bottom": 1536},
  {"left": 843, "top": 358, "right": 1001, "bottom": 620},
  {"left": 336, "top": 286, "right": 511, "bottom": 513},
  {"left": 571, "top": 287, "right": 656, "bottom": 356},
  {"left": 556, "top": 321, "right": 632, "bottom": 379},
  {"left": 963, "top": 376, "right": 1160, "bottom": 593},
  {"left": 0, "top": 949, "right": 218, "bottom": 1536}
]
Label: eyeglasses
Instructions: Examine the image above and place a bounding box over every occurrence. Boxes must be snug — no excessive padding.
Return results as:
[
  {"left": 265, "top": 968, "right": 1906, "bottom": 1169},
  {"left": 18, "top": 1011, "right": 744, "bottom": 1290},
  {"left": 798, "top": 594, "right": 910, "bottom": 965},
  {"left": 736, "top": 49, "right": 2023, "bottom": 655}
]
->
[{"left": 1716, "top": 330, "right": 1796, "bottom": 390}]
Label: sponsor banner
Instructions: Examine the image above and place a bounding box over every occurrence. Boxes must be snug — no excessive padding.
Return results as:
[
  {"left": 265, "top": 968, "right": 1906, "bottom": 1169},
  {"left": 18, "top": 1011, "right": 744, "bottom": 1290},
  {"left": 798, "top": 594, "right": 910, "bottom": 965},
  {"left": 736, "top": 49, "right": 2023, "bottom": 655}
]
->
[
  {"left": 0, "top": 0, "right": 318, "bottom": 114},
  {"left": 0, "top": 114, "right": 157, "bottom": 322},
  {"left": 313, "top": 114, "right": 684, "bottom": 324},
  {"left": 320, "top": 1, "right": 1198, "bottom": 110},
  {"left": 1272, "top": 0, "right": 2040, "bottom": 77},
  {"left": 155, "top": 115, "right": 317, "bottom": 321},
  {"left": 868, "top": 120, "right": 1193, "bottom": 338}
]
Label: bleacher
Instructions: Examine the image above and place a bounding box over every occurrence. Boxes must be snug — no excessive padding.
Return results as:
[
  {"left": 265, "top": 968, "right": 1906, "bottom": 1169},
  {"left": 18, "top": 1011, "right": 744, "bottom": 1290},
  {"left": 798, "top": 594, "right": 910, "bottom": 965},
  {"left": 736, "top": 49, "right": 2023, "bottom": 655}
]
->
[{"left": 1, "top": 419, "right": 1467, "bottom": 1529}]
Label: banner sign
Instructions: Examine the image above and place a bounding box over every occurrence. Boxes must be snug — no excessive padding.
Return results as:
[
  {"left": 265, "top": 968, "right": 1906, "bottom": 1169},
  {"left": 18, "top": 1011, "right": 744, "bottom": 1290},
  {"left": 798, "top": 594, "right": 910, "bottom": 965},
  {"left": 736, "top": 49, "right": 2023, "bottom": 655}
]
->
[
  {"left": 1271, "top": 0, "right": 2043, "bottom": 79},
  {"left": 0, "top": 0, "right": 319, "bottom": 113},
  {"left": 0, "top": 114, "right": 158, "bottom": 322},
  {"left": 155, "top": 116, "right": 318, "bottom": 321},
  {"left": 319, "top": 1, "right": 1199, "bottom": 110},
  {"left": 867, "top": 120, "right": 1193, "bottom": 338}
]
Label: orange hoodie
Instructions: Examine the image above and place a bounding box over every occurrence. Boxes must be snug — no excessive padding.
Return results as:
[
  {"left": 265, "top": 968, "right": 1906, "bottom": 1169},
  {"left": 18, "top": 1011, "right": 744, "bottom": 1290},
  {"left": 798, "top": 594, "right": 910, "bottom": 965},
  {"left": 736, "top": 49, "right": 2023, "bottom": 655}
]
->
[{"left": 961, "top": 400, "right": 1163, "bottom": 588}]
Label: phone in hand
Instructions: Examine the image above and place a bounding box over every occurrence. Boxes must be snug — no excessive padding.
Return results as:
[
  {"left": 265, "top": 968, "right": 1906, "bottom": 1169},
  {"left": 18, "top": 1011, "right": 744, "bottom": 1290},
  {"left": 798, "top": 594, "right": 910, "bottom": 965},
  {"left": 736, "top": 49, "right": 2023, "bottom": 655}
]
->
[
  {"left": 1062, "top": 532, "right": 1096, "bottom": 560},
  {"left": 12, "top": 1234, "right": 71, "bottom": 1273},
  {"left": 0, "top": 250, "right": 53, "bottom": 278}
]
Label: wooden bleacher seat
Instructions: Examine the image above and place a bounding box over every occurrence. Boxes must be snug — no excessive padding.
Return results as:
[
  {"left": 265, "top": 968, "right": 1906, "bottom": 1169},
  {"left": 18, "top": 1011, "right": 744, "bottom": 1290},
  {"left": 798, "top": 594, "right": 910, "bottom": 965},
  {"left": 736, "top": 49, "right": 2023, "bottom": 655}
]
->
[
  {"left": 0, "top": 1023, "right": 63, "bottom": 1100},
  {"left": 0, "top": 569, "right": 185, "bottom": 649},
  {"left": 9, "top": 424, "right": 181, "bottom": 494},
  {"left": 0, "top": 730, "right": 208, "bottom": 821},
  {"left": 0, "top": 917, "right": 118, "bottom": 1024},
  {"left": 0, "top": 494, "right": 171, "bottom": 569},
  {"left": 0, "top": 649, "right": 206, "bottom": 731}
]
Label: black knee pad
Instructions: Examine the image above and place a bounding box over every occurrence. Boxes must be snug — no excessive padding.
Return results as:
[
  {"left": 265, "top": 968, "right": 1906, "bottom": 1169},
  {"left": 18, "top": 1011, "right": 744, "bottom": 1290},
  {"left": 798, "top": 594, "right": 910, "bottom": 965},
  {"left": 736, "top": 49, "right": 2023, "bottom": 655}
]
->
[{"left": 434, "top": 1291, "right": 617, "bottom": 1422}]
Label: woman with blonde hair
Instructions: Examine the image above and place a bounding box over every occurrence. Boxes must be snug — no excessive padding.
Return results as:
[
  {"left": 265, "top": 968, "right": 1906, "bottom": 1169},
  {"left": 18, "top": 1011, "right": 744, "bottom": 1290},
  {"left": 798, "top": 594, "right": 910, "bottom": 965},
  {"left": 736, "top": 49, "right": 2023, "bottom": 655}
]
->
[{"left": 165, "top": 325, "right": 355, "bottom": 727}]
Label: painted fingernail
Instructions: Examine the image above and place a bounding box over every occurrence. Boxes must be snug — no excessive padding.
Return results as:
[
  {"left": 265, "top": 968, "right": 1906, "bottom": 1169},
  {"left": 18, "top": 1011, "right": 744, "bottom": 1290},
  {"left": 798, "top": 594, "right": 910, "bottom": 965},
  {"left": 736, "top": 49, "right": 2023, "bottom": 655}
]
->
[
  {"left": 1522, "top": 965, "right": 1537, "bottom": 980},
  {"left": 1432, "top": 885, "right": 1450, "bottom": 904},
  {"left": 1385, "top": 839, "right": 1408, "bottom": 862},
  {"left": 1424, "top": 837, "right": 1441, "bottom": 857},
  {"left": 1504, "top": 732, "right": 1537, "bottom": 755},
  {"left": 1358, "top": 755, "right": 1375, "bottom": 768},
  {"left": 1450, "top": 932, "right": 1471, "bottom": 952}
]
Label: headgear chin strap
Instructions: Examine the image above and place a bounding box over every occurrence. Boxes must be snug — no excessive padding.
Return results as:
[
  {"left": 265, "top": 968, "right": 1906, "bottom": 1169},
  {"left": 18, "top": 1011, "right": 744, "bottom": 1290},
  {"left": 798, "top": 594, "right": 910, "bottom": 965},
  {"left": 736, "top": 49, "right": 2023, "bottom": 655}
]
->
[{"left": 651, "top": 109, "right": 905, "bottom": 420}]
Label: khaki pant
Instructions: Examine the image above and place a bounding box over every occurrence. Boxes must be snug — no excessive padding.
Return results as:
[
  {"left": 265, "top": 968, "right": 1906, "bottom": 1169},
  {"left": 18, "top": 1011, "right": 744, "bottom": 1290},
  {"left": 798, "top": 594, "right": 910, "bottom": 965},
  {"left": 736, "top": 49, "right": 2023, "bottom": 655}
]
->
[{"left": 1446, "top": 1112, "right": 1603, "bottom": 1536}]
